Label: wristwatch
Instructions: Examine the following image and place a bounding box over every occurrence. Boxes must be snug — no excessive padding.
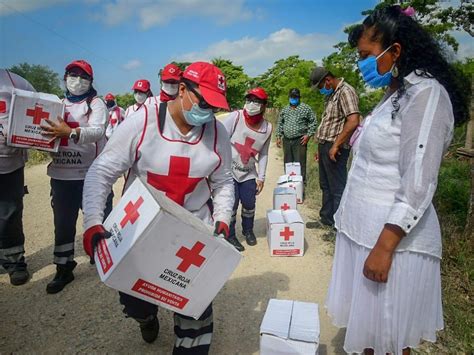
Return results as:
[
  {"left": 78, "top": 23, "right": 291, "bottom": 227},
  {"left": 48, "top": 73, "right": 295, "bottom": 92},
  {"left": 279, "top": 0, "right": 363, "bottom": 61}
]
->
[{"left": 69, "top": 128, "right": 78, "bottom": 141}]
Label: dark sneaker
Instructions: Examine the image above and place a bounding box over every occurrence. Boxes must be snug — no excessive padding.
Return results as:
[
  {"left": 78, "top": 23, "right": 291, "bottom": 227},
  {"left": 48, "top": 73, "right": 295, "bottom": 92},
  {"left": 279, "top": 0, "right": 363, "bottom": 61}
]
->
[
  {"left": 137, "top": 315, "right": 159, "bottom": 343},
  {"left": 9, "top": 268, "right": 30, "bottom": 286},
  {"left": 243, "top": 231, "right": 257, "bottom": 246},
  {"left": 46, "top": 261, "right": 77, "bottom": 294},
  {"left": 226, "top": 235, "right": 245, "bottom": 252}
]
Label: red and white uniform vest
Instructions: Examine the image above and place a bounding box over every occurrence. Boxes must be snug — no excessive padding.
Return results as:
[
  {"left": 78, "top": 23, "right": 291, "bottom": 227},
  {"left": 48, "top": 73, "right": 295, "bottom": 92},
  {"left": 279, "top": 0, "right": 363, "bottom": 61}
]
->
[
  {"left": 125, "top": 105, "right": 221, "bottom": 224},
  {"left": 106, "top": 105, "right": 125, "bottom": 139},
  {"left": 124, "top": 103, "right": 144, "bottom": 118},
  {"left": 47, "top": 97, "right": 107, "bottom": 180},
  {"left": 228, "top": 110, "right": 272, "bottom": 182},
  {"left": 0, "top": 70, "right": 35, "bottom": 174},
  {"left": 145, "top": 96, "right": 160, "bottom": 106}
]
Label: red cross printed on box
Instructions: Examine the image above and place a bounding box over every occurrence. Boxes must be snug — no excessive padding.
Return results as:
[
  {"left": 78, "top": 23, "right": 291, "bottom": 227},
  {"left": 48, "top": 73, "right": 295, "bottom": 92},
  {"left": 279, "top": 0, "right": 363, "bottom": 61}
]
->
[
  {"left": 175, "top": 241, "right": 206, "bottom": 273},
  {"left": 26, "top": 104, "right": 49, "bottom": 125},
  {"left": 60, "top": 112, "right": 80, "bottom": 146},
  {"left": 0, "top": 100, "right": 6, "bottom": 114},
  {"left": 234, "top": 137, "right": 257, "bottom": 164},
  {"left": 147, "top": 156, "right": 203, "bottom": 206},
  {"left": 280, "top": 226, "right": 294, "bottom": 241},
  {"left": 289, "top": 171, "right": 296, "bottom": 176},
  {"left": 281, "top": 203, "right": 290, "bottom": 211},
  {"left": 120, "top": 196, "right": 144, "bottom": 228}
]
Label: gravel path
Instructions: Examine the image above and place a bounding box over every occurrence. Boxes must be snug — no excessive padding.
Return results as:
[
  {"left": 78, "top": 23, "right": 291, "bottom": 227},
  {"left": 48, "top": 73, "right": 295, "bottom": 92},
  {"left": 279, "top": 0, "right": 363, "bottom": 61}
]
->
[{"left": 1, "top": 143, "right": 345, "bottom": 354}]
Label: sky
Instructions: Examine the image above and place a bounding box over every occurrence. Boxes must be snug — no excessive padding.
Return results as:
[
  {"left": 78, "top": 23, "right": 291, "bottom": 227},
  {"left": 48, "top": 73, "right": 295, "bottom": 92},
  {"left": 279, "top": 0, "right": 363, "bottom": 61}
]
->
[{"left": 0, "top": 0, "right": 472, "bottom": 95}]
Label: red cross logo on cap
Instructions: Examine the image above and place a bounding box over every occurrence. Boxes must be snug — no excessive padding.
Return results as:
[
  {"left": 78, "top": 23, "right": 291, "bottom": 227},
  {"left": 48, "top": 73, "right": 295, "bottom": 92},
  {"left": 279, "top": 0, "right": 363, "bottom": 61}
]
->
[
  {"left": 0, "top": 100, "right": 6, "bottom": 114},
  {"left": 60, "top": 112, "right": 80, "bottom": 146},
  {"left": 120, "top": 196, "right": 144, "bottom": 228},
  {"left": 234, "top": 137, "right": 257, "bottom": 164},
  {"left": 26, "top": 104, "right": 49, "bottom": 125},
  {"left": 280, "top": 227, "right": 294, "bottom": 241},
  {"left": 281, "top": 203, "right": 290, "bottom": 211},
  {"left": 217, "top": 75, "right": 225, "bottom": 91},
  {"left": 175, "top": 241, "right": 206, "bottom": 273},
  {"left": 147, "top": 156, "right": 203, "bottom": 206},
  {"left": 169, "top": 68, "right": 176, "bottom": 73}
]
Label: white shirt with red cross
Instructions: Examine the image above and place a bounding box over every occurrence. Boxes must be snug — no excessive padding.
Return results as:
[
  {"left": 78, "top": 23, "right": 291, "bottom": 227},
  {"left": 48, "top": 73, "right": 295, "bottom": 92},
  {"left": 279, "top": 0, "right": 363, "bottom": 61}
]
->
[
  {"left": 221, "top": 110, "right": 272, "bottom": 183},
  {"left": 83, "top": 104, "right": 234, "bottom": 229},
  {"left": 47, "top": 96, "right": 107, "bottom": 180},
  {"left": 105, "top": 105, "right": 125, "bottom": 139},
  {"left": 0, "top": 70, "right": 35, "bottom": 174}
]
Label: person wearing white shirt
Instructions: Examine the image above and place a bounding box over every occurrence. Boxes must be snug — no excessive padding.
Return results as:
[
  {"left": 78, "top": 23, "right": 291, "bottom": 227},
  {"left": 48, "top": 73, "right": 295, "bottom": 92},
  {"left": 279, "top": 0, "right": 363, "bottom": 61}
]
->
[
  {"left": 82, "top": 62, "right": 234, "bottom": 353},
  {"left": 325, "top": 6, "right": 470, "bottom": 355},
  {"left": 145, "top": 63, "right": 182, "bottom": 105},
  {"left": 124, "top": 79, "right": 152, "bottom": 118},
  {"left": 40, "top": 60, "right": 110, "bottom": 294},
  {"left": 104, "top": 93, "right": 125, "bottom": 139}
]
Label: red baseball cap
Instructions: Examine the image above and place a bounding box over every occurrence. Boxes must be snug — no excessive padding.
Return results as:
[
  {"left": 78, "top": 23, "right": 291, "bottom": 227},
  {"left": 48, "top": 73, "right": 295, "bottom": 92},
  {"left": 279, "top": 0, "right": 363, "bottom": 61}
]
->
[
  {"left": 65, "top": 60, "right": 93, "bottom": 78},
  {"left": 183, "top": 62, "right": 229, "bottom": 110},
  {"left": 246, "top": 87, "right": 268, "bottom": 101},
  {"left": 132, "top": 79, "right": 151, "bottom": 92},
  {"left": 105, "top": 93, "right": 115, "bottom": 101},
  {"left": 161, "top": 63, "right": 182, "bottom": 82}
]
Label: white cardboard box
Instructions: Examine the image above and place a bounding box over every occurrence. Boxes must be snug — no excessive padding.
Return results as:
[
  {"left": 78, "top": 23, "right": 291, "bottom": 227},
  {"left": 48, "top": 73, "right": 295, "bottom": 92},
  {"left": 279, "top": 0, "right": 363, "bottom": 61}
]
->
[
  {"left": 273, "top": 187, "right": 297, "bottom": 211},
  {"left": 7, "top": 88, "right": 63, "bottom": 152},
  {"left": 260, "top": 299, "right": 320, "bottom": 355},
  {"left": 285, "top": 162, "right": 301, "bottom": 177},
  {"left": 266, "top": 209, "right": 304, "bottom": 257},
  {"left": 278, "top": 175, "right": 304, "bottom": 204},
  {"left": 95, "top": 178, "right": 242, "bottom": 319}
]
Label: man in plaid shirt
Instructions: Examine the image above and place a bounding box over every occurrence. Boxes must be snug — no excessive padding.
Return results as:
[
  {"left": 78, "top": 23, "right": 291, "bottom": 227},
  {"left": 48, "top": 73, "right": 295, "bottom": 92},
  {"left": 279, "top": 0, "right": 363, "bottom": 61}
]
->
[
  {"left": 310, "top": 66, "right": 360, "bottom": 227},
  {"left": 276, "top": 88, "right": 317, "bottom": 185}
]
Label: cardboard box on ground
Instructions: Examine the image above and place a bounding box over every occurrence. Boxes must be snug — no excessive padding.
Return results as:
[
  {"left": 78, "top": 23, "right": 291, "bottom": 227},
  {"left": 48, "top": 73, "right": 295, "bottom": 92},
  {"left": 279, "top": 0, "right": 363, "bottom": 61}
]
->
[
  {"left": 266, "top": 210, "right": 304, "bottom": 257},
  {"left": 278, "top": 175, "right": 304, "bottom": 204},
  {"left": 273, "top": 187, "right": 297, "bottom": 211},
  {"left": 95, "top": 178, "right": 242, "bottom": 319},
  {"left": 7, "top": 88, "right": 63, "bottom": 152},
  {"left": 260, "top": 299, "right": 320, "bottom": 354}
]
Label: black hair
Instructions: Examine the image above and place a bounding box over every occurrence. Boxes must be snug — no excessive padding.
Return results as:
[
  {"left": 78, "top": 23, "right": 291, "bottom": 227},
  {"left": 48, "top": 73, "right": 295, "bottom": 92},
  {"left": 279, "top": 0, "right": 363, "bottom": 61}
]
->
[
  {"left": 349, "top": 5, "right": 469, "bottom": 125},
  {"left": 181, "top": 78, "right": 198, "bottom": 90}
]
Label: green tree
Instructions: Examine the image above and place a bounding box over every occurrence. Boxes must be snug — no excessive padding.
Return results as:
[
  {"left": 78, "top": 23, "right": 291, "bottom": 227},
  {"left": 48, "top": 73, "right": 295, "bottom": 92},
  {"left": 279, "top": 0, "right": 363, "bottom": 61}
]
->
[
  {"left": 211, "top": 58, "right": 250, "bottom": 110},
  {"left": 115, "top": 93, "right": 135, "bottom": 109},
  {"left": 9, "top": 63, "right": 63, "bottom": 97}
]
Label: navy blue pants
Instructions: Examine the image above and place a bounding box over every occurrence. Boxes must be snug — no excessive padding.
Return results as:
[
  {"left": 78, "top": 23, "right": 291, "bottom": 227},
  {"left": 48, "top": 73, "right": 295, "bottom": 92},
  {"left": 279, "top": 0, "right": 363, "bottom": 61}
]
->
[
  {"left": 0, "top": 167, "right": 26, "bottom": 272},
  {"left": 229, "top": 179, "right": 256, "bottom": 237},
  {"left": 50, "top": 178, "right": 113, "bottom": 266},
  {"left": 119, "top": 292, "right": 213, "bottom": 354}
]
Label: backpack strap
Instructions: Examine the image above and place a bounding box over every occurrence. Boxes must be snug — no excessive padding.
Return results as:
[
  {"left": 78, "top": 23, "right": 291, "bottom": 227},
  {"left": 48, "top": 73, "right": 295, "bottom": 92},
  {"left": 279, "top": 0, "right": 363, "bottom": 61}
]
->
[{"left": 158, "top": 101, "right": 167, "bottom": 132}]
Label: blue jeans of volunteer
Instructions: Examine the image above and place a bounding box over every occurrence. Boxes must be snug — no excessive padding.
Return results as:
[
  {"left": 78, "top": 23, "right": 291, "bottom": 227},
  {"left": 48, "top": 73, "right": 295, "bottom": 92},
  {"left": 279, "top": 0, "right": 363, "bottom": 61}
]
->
[
  {"left": 0, "top": 167, "right": 27, "bottom": 272},
  {"left": 229, "top": 178, "right": 257, "bottom": 237},
  {"left": 283, "top": 136, "right": 307, "bottom": 183},
  {"left": 50, "top": 178, "right": 113, "bottom": 267},
  {"left": 318, "top": 141, "right": 350, "bottom": 225},
  {"left": 119, "top": 292, "right": 213, "bottom": 354}
]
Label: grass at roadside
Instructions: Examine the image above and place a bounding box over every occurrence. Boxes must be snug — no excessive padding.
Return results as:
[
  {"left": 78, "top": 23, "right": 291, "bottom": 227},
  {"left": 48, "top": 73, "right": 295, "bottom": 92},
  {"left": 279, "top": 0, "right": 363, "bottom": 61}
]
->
[{"left": 26, "top": 150, "right": 50, "bottom": 167}]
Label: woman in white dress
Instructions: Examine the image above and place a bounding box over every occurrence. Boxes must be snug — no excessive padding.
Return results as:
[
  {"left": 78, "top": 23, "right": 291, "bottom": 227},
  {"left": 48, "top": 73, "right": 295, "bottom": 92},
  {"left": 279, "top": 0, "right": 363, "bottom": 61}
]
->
[{"left": 325, "top": 5, "right": 470, "bottom": 355}]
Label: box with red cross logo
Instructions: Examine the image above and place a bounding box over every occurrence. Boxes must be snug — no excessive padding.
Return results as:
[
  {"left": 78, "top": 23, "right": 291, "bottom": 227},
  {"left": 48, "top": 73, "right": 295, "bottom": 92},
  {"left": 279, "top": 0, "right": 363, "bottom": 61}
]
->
[
  {"left": 266, "top": 209, "right": 304, "bottom": 257},
  {"left": 284, "top": 162, "right": 301, "bottom": 177},
  {"left": 7, "top": 88, "right": 63, "bottom": 152},
  {"left": 95, "top": 178, "right": 242, "bottom": 319},
  {"left": 273, "top": 187, "right": 297, "bottom": 212},
  {"left": 277, "top": 175, "right": 304, "bottom": 204}
]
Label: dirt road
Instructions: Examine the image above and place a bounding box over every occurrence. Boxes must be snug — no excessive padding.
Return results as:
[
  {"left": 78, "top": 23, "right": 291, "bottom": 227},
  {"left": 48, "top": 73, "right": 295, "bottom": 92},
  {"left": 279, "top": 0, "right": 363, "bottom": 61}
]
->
[{"left": 1, "top": 143, "right": 345, "bottom": 354}]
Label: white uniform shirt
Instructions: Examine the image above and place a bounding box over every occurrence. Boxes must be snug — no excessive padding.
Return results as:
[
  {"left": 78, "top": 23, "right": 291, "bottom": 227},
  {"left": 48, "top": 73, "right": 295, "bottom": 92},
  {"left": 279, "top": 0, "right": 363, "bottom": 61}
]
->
[
  {"left": 0, "top": 70, "right": 35, "bottom": 174},
  {"left": 83, "top": 104, "right": 234, "bottom": 230},
  {"left": 105, "top": 105, "right": 125, "bottom": 139},
  {"left": 335, "top": 72, "right": 454, "bottom": 259},
  {"left": 47, "top": 96, "right": 107, "bottom": 180},
  {"left": 145, "top": 96, "right": 160, "bottom": 106},
  {"left": 221, "top": 110, "right": 272, "bottom": 182},
  {"left": 124, "top": 103, "right": 144, "bottom": 119}
]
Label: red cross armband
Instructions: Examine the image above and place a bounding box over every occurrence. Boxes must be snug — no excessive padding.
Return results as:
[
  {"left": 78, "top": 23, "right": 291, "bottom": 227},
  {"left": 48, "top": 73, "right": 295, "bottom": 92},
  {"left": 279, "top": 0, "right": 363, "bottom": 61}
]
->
[
  {"left": 83, "top": 225, "right": 110, "bottom": 262},
  {"left": 213, "top": 221, "right": 229, "bottom": 239}
]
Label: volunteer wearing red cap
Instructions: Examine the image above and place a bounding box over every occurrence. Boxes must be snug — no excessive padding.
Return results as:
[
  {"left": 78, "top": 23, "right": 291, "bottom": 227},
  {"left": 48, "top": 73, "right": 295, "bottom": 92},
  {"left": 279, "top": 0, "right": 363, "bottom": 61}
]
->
[
  {"left": 104, "top": 93, "right": 125, "bottom": 139},
  {"left": 221, "top": 87, "right": 272, "bottom": 251},
  {"left": 125, "top": 79, "right": 153, "bottom": 118},
  {"left": 40, "top": 59, "right": 110, "bottom": 294},
  {"left": 82, "top": 62, "right": 233, "bottom": 352},
  {"left": 0, "top": 69, "right": 35, "bottom": 286},
  {"left": 146, "top": 63, "right": 183, "bottom": 105}
]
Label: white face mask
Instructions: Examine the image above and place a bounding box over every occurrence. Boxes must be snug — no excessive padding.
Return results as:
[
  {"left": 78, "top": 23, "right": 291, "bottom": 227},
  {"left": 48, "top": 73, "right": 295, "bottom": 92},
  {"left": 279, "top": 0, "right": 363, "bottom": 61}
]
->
[
  {"left": 66, "top": 76, "right": 91, "bottom": 96},
  {"left": 134, "top": 92, "right": 147, "bottom": 104},
  {"left": 161, "top": 82, "right": 179, "bottom": 96},
  {"left": 244, "top": 102, "right": 262, "bottom": 116}
]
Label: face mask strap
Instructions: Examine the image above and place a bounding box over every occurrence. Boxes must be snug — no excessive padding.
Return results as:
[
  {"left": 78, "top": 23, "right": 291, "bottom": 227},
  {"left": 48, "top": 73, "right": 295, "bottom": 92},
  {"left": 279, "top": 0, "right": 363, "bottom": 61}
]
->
[{"left": 376, "top": 44, "right": 393, "bottom": 60}]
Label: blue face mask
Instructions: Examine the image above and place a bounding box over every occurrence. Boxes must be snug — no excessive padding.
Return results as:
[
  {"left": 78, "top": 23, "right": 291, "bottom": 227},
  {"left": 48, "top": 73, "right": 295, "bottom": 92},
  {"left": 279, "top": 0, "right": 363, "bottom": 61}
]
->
[
  {"left": 289, "top": 97, "right": 299, "bottom": 106},
  {"left": 181, "top": 91, "right": 214, "bottom": 126},
  {"left": 319, "top": 84, "right": 334, "bottom": 96},
  {"left": 357, "top": 45, "right": 394, "bottom": 88}
]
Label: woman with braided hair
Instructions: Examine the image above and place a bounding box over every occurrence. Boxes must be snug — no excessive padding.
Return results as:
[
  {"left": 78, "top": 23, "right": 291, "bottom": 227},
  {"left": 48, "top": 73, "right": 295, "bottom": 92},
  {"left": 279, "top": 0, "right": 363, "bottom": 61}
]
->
[{"left": 325, "top": 5, "right": 469, "bottom": 354}]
